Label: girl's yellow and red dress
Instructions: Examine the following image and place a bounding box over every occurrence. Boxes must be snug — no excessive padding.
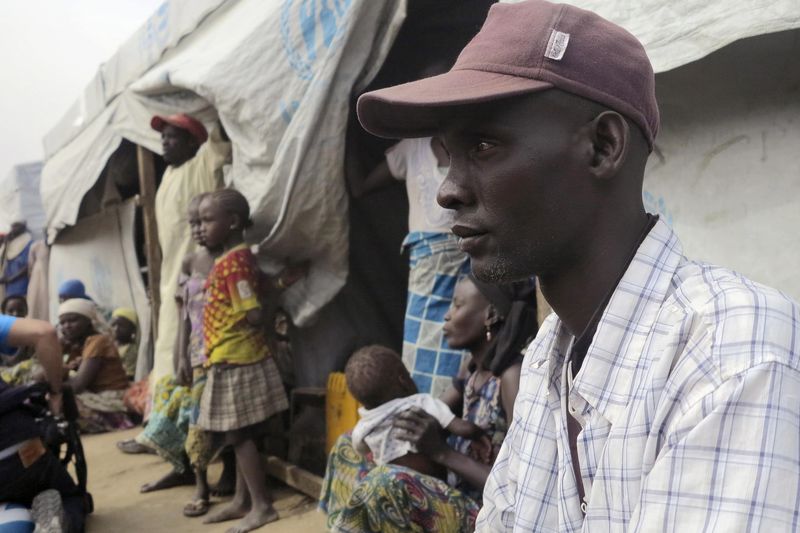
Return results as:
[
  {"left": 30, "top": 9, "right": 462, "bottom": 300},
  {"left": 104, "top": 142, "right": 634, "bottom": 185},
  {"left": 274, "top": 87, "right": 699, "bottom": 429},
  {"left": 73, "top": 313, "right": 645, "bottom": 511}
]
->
[{"left": 198, "top": 244, "right": 288, "bottom": 432}]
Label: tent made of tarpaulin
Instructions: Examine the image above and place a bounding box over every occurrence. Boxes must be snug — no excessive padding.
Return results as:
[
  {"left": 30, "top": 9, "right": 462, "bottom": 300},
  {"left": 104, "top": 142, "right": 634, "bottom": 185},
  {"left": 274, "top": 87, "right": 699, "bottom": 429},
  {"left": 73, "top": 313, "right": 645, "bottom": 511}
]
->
[
  {"left": 41, "top": 0, "right": 405, "bottom": 324},
  {"left": 0, "top": 161, "right": 47, "bottom": 239},
  {"left": 40, "top": 0, "right": 410, "bottom": 380}
]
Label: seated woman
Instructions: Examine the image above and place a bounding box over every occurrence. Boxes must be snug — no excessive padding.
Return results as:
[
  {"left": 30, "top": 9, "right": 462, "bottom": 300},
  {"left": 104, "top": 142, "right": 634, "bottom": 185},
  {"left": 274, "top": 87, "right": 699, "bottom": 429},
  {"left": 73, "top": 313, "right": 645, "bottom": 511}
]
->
[
  {"left": 320, "top": 275, "right": 538, "bottom": 532},
  {"left": 58, "top": 299, "right": 133, "bottom": 434}
]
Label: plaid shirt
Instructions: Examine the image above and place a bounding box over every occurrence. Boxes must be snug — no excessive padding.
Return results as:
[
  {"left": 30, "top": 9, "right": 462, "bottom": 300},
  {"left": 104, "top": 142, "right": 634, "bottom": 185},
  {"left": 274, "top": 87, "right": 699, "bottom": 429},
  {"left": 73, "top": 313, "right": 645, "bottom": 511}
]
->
[{"left": 478, "top": 219, "right": 800, "bottom": 532}]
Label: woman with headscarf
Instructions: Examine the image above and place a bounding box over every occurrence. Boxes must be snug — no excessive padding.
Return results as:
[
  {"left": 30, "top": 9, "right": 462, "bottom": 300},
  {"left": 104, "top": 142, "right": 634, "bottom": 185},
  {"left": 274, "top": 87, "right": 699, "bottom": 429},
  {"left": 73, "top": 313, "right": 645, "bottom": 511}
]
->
[
  {"left": 320, "top": 276, "right": 538, "bottom": 532},
  {"left": 58, "top": 299, "right": 133, "bottom": 433}
]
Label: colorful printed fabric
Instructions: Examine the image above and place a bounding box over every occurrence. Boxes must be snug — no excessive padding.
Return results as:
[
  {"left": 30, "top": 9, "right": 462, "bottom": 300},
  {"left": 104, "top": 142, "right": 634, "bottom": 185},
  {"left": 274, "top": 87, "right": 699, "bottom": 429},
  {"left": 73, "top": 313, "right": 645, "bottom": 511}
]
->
[
  {"left": 320, "top": 433, "right": 479, "bottom": 533},
  {"left": 186, "top": 367, "right": 219, "bottom": 469},
  {"left": 75, "top": 389, "right": 133, "bottom": 434},
  {"left": 0, "top": 358, "right": 38, "bottom": 386},
  {"left": 136, "top": 375, "right": 192, "bottom": 471},
  {"left": 136, "top": 370, "right": 218, "bottom": 472},
  {"left": 402, "top": 232, "right": 470, "bottom": 397},
  {"left": 448, "top": 372, "right": 508, "bottom": 501},
  {"left": 203, "top": 245, "right": 268, "bottom": 366}
]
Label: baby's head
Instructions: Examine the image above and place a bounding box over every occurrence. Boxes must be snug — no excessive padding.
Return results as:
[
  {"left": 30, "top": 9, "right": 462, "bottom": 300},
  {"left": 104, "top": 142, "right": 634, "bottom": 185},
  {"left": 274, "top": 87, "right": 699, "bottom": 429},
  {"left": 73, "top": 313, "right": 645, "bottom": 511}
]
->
[{"left": 345, "top": 345, "right": 417, "bottom": 410}]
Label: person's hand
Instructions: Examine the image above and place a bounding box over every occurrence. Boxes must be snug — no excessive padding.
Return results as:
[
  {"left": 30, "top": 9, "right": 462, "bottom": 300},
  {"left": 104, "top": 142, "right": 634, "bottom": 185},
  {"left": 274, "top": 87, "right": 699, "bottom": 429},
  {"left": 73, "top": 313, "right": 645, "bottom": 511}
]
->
[
  {"left": 469, "top": 433, "right": 493, "bottom": 464},
  {"left": 276, "top": 261, "right": 310, "bottom": 289},
  {"left": 48, "top": 391, "right": 63, "bottom": 416},
  {"left": 394, "top": 407, "right": 449, "bottom": 461}
]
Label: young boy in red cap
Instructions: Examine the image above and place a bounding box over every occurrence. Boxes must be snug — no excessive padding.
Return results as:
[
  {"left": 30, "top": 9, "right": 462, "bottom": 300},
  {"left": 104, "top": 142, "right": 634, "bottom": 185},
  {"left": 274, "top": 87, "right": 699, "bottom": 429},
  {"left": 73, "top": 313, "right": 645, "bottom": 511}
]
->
[{"left": 357, "top": 0, "right": 800, "bottom": 531}]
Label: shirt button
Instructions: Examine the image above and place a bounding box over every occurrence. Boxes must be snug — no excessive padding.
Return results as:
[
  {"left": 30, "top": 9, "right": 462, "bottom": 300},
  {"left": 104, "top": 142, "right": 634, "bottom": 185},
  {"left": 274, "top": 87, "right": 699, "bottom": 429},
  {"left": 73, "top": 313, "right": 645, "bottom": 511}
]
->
[
  {"left": 568, "top": 404, "right": 577, "bottom": 415},
  {"left": 580, "top": 502, "right": 588, "bottom": 514}
]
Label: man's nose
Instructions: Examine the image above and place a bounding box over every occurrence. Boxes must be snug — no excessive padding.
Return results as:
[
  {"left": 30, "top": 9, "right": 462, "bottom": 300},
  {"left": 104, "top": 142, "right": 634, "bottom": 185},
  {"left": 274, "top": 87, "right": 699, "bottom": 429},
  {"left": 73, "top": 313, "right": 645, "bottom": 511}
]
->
[{"left": 437, "top": 168, "right": 472, "bottom": 210}]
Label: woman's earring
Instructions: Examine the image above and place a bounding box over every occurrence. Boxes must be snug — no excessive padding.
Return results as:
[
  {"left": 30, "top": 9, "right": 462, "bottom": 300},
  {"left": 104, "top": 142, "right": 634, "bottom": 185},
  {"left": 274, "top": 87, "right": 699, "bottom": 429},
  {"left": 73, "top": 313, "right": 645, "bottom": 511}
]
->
[{"left": 485, "top": 325, "right": 492, "bottom": 341}]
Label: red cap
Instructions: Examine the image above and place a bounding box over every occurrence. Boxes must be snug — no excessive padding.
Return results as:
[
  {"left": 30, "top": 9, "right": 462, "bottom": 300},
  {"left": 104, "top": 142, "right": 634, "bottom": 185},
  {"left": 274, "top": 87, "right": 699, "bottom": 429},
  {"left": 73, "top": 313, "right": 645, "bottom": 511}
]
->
[
  {"left": 150, "top": 113, "right": 208, "bottom": 145},
  {"left": 358, "top": 0, "right": 659, "bottom": 150}
]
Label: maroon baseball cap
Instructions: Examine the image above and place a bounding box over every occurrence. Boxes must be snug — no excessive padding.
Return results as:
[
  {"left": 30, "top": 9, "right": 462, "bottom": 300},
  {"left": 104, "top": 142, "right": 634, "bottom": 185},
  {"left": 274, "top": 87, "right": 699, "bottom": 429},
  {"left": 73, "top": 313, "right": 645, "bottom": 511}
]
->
[
  {"left": 151, "top": 113, "right": 208, "bottom": 145},
  {"left": 358, "top": 0, "right": 659, "bottom": 150}
]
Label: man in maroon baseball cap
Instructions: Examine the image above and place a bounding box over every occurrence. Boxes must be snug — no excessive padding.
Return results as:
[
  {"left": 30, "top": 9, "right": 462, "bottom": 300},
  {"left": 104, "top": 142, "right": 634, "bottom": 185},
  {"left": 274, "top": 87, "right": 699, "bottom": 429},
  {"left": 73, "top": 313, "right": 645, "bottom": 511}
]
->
[
  {"left": 357, "top": 1, "right": 800, "bottom": 531},
  {"left": 151, "top": 113, "right": 209, "bottom": 167}
]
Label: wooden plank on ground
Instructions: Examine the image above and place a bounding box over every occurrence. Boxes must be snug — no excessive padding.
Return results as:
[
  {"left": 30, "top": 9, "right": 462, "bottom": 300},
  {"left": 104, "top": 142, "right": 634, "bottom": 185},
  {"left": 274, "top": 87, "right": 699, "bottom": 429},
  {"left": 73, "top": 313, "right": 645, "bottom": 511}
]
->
[{"left": 265, "top": 456, "right": 323, "bottom": 500}]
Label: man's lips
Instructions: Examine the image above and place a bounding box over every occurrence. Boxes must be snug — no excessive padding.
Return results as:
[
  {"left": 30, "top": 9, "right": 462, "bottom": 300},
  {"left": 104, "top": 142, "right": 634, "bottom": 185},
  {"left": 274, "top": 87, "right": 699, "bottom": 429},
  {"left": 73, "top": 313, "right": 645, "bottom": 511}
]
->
[
  {"left": 452, "top": 224, "right": 489, "bottom": 254},
  {"left": 451, "top": 224, "right": 486, "bottom": 239}
]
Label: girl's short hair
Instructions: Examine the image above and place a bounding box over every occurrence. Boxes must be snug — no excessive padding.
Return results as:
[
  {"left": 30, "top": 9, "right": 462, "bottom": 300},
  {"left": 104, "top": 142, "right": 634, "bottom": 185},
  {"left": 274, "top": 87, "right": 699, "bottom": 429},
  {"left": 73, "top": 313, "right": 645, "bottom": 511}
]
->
[{"left": 210, "top": 189, "right": 253, "bottom": 229}]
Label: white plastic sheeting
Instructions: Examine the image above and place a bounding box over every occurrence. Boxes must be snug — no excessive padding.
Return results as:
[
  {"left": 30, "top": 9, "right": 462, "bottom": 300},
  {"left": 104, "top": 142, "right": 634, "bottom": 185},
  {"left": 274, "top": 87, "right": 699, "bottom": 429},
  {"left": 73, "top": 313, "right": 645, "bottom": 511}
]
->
[
  {"left": 42, "top": 0, "right": 226, "bottom": 159},
  {"left": 49, "top": 200, "right": 151, "bottom": 380},
  {"left": 642, "top": 29, "right": 800, "bottom": 302},
  {"left": 41, "top": 0, "right": 405, "bottom": 327},
  {"left": 503, "top": 0, "right": 800, "bottom": 73}
]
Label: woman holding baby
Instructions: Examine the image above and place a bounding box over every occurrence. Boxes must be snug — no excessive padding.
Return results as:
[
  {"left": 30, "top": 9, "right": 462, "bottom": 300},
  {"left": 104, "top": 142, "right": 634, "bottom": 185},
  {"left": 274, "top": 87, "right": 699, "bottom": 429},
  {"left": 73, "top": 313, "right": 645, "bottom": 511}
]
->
[{"left": 320, "top": 275, "right": 538, "bottom": 532}]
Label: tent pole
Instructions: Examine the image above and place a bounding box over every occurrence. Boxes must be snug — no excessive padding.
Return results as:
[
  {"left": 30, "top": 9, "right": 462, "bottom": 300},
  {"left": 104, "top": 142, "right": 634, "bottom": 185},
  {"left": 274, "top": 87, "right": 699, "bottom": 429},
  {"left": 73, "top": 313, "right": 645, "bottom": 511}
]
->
[{"left": 136, "top": 145, "right": 161, "bottom": 337}]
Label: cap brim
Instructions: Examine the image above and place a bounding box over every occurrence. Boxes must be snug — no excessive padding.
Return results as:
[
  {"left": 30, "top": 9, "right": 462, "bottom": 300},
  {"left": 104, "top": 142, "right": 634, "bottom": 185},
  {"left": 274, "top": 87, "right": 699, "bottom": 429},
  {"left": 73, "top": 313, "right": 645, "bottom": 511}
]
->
[
  {"left": 150, "top": 115, "right": 168, "bottom": 132},
  {"left": 357, "top": 69, "right": 552, "bottom": 139}
]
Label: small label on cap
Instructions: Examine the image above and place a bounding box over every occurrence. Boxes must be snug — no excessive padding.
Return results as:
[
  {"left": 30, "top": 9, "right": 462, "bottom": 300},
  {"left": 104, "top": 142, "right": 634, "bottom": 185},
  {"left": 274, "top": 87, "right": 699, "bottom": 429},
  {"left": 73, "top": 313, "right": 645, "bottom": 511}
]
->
[{"left": 544, "top": 29, "right": 570, "bottom": 60}]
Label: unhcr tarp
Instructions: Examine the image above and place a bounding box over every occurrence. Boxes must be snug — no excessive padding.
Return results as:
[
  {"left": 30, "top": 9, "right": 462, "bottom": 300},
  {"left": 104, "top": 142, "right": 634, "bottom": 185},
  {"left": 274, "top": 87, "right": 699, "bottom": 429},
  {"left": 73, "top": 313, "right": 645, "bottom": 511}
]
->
[{"left": 41, "top": 0, "right": 405, "bottom": 338}]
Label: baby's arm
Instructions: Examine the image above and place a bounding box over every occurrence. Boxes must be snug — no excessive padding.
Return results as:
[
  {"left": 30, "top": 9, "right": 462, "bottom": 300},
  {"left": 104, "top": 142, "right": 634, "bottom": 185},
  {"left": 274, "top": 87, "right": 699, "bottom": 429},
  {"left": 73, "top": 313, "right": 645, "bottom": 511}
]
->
[
  {"left": 445, "top": 418, "right": 492, "bottom": 463},
  {"left": 445, "top": 417, "right": 483, "bottom": 439}
]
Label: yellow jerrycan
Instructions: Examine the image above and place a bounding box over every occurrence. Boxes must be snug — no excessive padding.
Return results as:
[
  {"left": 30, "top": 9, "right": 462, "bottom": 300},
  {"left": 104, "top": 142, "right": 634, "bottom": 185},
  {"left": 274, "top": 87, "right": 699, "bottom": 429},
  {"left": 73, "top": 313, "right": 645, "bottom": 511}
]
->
[{"left": 325, "top": 372, "right": 361, "bottom": 453}]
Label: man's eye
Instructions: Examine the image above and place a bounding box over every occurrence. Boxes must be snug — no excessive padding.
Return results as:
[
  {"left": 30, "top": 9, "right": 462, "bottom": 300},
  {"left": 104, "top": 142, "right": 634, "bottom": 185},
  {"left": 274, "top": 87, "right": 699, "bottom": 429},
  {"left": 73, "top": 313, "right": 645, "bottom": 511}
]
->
[{"left": 475, "top": 141, "right": 494, "bottom": 152}]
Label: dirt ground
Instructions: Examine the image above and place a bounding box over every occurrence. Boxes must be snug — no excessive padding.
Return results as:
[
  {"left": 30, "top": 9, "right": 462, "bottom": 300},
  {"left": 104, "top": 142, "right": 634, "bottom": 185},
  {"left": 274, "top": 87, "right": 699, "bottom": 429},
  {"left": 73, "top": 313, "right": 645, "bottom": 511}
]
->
[{"left": 80, "top": 428, "right": 327, "bottom": 533}]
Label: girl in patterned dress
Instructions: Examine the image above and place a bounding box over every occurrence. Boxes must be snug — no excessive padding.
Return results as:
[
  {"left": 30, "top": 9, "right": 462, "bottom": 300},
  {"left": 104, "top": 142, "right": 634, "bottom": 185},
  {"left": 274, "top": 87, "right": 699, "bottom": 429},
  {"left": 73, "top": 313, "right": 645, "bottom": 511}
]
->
[{"left": 196, "top": 189, "right": 288, "bottom": 533}]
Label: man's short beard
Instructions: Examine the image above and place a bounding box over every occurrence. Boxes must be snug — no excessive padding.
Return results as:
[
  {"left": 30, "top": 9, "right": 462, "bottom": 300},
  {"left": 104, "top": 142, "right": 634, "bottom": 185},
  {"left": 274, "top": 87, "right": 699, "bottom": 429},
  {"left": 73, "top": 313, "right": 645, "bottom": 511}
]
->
[
  {"left": 471, "top": 241, "right": 545, "bottom": 284},
  {"left": 472, "top": 254, "right": 532, "bottom": 284}
]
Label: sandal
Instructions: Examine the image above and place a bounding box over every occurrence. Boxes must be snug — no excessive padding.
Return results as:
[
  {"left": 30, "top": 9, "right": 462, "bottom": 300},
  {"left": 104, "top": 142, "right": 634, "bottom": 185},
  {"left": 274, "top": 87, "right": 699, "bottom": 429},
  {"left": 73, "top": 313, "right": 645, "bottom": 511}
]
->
[
  {"left": 117, "top": 439, "right": 155, "bottom": 454},
  {"left": 183, "top": 499, "right": 210, "bottom": 517}
]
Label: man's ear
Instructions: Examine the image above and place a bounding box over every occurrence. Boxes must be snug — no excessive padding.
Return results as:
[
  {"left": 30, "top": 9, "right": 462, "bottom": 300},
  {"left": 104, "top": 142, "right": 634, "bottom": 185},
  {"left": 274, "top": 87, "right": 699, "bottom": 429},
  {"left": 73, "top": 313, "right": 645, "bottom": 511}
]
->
[{"left": 587, "top": 111, "right": 629, "bottom": 180}]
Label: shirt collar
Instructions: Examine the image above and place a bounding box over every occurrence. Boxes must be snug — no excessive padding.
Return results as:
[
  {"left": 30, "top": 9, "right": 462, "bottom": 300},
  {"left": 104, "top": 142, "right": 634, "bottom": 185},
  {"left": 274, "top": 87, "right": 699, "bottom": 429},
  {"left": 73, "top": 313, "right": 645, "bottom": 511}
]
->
[{"left": 569, "top": 218, "right": 684, "bottom": 424}]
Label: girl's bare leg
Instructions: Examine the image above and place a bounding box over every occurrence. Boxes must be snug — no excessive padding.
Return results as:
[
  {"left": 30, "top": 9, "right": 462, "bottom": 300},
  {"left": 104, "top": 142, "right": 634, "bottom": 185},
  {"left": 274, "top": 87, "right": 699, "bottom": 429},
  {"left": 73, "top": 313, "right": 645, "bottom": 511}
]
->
[{"left": 226, "top": 436, "right": 278, "bottom": 533}]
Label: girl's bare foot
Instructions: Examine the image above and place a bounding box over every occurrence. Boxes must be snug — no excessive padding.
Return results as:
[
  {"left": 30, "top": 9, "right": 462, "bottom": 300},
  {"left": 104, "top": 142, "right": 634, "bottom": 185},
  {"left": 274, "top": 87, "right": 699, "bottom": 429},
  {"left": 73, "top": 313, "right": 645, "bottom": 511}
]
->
[
  {"left": 226, "top": 505, "right": 279, "bottom": 533},
  {"left": 140, "top": 469, "right": 194, "bottom": 493},
  {"left": 203, "top": 501, "right": 250, "bottom": 524}
]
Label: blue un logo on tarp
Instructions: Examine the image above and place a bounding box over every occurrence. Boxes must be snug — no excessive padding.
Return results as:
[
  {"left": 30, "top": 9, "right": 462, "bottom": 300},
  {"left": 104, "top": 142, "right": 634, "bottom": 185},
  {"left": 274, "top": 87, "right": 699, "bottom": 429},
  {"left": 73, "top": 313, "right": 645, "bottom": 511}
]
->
[{"left": 280, "top": 0, "right": 353, "bottom": 81}]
